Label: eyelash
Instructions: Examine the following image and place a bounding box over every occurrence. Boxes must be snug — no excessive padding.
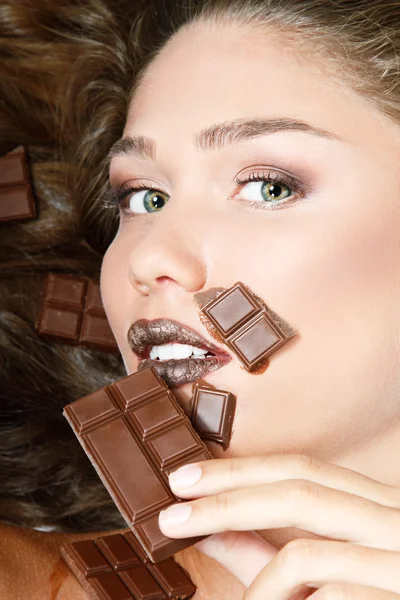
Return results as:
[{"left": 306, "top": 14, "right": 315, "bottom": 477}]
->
[
  {"left": 234, "top": 169, "right": 305, "bottom": 209},
  {"left": 104, "top": 169, "right": 306, "bottom": 213}
]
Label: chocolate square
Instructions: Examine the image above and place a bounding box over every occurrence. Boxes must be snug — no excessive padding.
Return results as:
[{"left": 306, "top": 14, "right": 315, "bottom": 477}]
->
[{"left": 202, "top": 282, "right": 262, "bottom": 336}]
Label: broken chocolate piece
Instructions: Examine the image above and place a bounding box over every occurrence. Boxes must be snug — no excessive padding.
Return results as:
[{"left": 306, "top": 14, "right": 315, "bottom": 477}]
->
[
  {"left": 0, "top": 147, "right": 36, "bottom": 222},
  {"left": 63, "top": 367, "right": 212, "bottom": 563},
  {"left": 61, "top": 532, "right": 196, "bottom": 599},
  {"left": 190, "top": 381, "right": 236, "bottom": 450},
  {"left": 37, "top": 273, "right": 118, "bottom": 352},
  {"left": 200, "top": 282, "right": 296, "bottom": 371}
]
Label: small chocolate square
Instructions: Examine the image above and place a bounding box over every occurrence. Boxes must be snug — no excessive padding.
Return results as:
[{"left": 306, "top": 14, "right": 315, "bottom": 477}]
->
[
  {"left": 95, "top": 534, "right": 141, "bottom": 570},
  {"left": 112, "top": 369, "right": 168, "bottom": 411},
  {"left": 203, "top": 282, "right": 262, "bottom": 336},
  {"left": 228, "top": 311, "right": 282, "bottom": 370},
  {"left": 85, "top": 281, "right": 106, "bottom": 315},
  {"left": 0, "top": 149, "right": 29, "bottom": 187},
  {"left": 45, "top": 273, "right": 87, "bottom": 310},
  {"left": 146, "top": 424, "right": 201, "bottom": 471},
  {"left": 0, "top": 184, "right": 36, "bottom": 222},
  {"left": 79, "top": 313, "right": 119, "bottom": 352},
  {"left": 68, "top": 540, "right": 112, "bottom": 577},
  {"left": 130, "top": 392, "right": 182, "bottom": 440},
  {"left": 191, "top": 385, "right": 236, "bottom": 450},
  {"left": 37, "top": 305, "right": 82, "bottom": 342}
]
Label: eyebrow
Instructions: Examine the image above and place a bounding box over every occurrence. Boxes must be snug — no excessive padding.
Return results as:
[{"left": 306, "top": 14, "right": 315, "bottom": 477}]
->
[{"left": 107, "top": 117, "right": 343, "bottom": 162}]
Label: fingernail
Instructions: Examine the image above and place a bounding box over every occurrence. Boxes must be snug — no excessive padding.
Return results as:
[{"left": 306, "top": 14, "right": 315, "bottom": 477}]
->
[
  {"left": 169, "top": 464, "right": 202, "bottom": 490},
  {"left": 159, "top": 503, "right": 192, "bottom": 528}
]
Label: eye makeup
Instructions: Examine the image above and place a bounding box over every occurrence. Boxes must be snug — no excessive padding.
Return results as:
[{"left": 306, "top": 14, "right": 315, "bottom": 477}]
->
[{"left": 104, "top": 163, "right": 310, "bottom": 216}]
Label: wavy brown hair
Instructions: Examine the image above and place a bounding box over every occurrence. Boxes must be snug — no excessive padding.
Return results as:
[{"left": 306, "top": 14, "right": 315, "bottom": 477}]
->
[{"left": 0, "top": 0, "right": 399, "bottom": 532}]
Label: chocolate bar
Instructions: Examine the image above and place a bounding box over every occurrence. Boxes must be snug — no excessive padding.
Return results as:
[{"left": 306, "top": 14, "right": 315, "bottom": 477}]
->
[
  {"left": 37, "top": 273, "right": 118, "bottom": 352},
  {"left": 200, "top": 282, "right": 296, "bottom": 371},
  {"left": 0, "top": 147, "right": 36, "bottom": 222},
  {"left": 61, "top": 532, "right": 196, "bottom": 600},
  {"left": 190, "top": 381, "right": 236, "bottom": 450},
  {"left": 63, "top": 367, "right": 212, "bottom": 562}
]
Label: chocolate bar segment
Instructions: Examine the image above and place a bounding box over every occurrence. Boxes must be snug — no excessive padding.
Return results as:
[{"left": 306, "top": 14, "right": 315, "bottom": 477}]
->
[
  {"left": 0, "top": 184, "right": 36, "bottom": 222},
  {"left": 201, "top": 282, "right": 296, "bottom": 371},
  {"left": 61, "top": 532, "right": 196, "bottom": 600},
  {"left": 0, "top": 147, "right": 37, "bottom": 221},
  {"left": 190, "top": 381, "right": 236, "bottom": 450},
  {"left": 63, "top": 367, "right": 212, "bottom": 562},
  {"left": 37, "top": 273, "right": 118, "bottom": 352},
  {"left": 0, "top": 149, "right": 29, "bottom": 187},
  {"left": 148, "top": 558, "right": 195, "bottom": 598}
]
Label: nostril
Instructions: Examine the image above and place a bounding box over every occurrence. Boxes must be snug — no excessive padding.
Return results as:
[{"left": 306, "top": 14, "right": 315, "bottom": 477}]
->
[
  {"left": 155, "top": 276, "right": 175, "bottom": 285},
  {"left": 128, "top": 270, "right": 151, "bottom": 296}
]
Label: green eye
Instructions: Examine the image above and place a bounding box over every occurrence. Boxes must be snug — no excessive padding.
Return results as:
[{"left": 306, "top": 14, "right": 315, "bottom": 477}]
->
[
  {"left": 143, "top": 190, "right": 169, "bottom": 212},
  {"left": 126, "top": 189, "right": 170, "bottom": 214},
  {"left": 260, "top": 181, "right": 291, "bottom": 202}
]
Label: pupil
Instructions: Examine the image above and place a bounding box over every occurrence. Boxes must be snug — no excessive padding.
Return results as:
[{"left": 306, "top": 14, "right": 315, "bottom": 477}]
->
[
  {"left": 152, "top": 195, "right": 165, "bottom": 209},
  {"left": 269, "top": 184, "right": 281, "bottom": 198}
]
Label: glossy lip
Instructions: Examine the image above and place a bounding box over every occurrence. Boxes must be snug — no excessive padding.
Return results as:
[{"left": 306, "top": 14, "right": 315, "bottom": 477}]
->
[{"left": 127, "top": 318, "right": 231, "bottom": 387}]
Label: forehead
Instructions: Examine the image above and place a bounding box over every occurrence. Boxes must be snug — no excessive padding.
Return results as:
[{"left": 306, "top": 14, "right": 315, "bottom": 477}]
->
[{"left": 123, "top": 20, "right": 392, "bottom": 155}]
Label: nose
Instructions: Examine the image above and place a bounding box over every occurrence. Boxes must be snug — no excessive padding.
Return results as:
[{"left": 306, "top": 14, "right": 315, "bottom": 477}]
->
[{"left": 128, "top": 207, "right": 207, "bottom": 296}]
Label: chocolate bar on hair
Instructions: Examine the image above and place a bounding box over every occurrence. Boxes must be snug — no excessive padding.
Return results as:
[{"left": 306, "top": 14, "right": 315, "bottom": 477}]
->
[
  {"left": 200, "top": 282, "right": 296, "bottom": 371},
  {"left": 37, "top": 273, "right": 118, "bottom": 352},
  {"left": 190, "top": 380, "right": 236, "bottom": 450},
  {"left": 63, "top": 367, "right": 212, "bottom": 563},
  {"left": 61, "top": 532, "right": 196, "bottom": 600},
  {"left": 0, "top": 147, "right": 36, "bottom": 222}
]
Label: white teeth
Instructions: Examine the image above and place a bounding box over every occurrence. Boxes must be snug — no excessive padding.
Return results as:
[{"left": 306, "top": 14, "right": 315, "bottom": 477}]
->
[
  {"left": 157, "top": 344, "right": 174, "bottom": 360},
  {"left": 192, "top": 347, "right": 207, "bottom": 356},
  {"left": 150, "top": 346, "right": 159, "bottom": 360},
  {"left": 172, "top": 343, "right": 192, "bottom": 359},
  {"left": 149, "top": 343, "right": 210, "bottom": 361}
]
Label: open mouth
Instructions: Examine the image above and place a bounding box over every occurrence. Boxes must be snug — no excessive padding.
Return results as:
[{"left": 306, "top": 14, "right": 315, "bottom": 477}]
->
[{"left": 127, "top": 318, "right": 231, "bottom": 387}]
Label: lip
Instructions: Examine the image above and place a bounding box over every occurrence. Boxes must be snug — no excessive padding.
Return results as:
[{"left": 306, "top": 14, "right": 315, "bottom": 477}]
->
[{"left": 127, "top": 318, "right": 231, "bottom": 387}]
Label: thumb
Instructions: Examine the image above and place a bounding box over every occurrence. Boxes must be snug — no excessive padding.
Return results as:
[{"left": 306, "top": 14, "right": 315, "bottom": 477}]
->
[{"left": 195, "top": 531, "right": 277, "bottom": 587}]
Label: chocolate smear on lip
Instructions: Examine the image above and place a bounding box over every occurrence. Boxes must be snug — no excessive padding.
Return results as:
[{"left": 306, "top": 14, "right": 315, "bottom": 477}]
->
[
  {"left": 194, "top": 287, "right": 226, "bottom": 310},
  {"left": 199, "top": 313, "right": 225, "bottom": 344}
]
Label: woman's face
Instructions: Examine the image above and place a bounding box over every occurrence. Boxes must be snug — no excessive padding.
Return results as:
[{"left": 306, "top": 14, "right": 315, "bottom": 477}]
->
[{"left": 102, "top": 20, "right": 400, "bottom": 474}]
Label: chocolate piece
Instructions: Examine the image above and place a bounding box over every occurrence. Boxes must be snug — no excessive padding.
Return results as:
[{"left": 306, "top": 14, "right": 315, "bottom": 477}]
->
[
  {"left": 37, "top": 273, "right": 118, "bottom": 352},
  {"left": 61, "top": 532, "right": 196, "bottom": 600},
  {"left": 0, "top": 147, "right": 30, "bottom": 187},
  {"left": 0, "top": 184, "right": 36, "bottom": 222},
  {"left": 190, "top": 381, "right": 236, "bottom": 450},
  {"left": 0, "top": 148, "right": 37, "bottom": 222},
  {"left": 63, "top": 367, "right": 212, "bottom": 562},
  {"left": 200, "top": 282, "right": 296, "bottom": 371}
]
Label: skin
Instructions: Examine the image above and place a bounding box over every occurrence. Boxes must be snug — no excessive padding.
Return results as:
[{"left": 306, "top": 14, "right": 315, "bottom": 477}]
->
[
  {"left": 101, "top": 17, "right": 400, "bottom": 600},
  {"left": 1, "top": 15, "right": 398, "bottom": 600}
]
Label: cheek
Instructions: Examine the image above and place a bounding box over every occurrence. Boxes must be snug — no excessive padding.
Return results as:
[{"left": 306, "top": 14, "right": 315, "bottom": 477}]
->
[
  {"left": 202, "top": 177, "right": 400, "bottom": 454},
  {"left": 100, "top": 236, "right": 133, "bottom": 358}
]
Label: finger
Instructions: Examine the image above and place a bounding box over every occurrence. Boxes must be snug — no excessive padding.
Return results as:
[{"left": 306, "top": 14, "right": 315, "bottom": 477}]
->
[
  {"left": 245, "top": 539, "right": 400, "bottom": 600},
  {"left": 299, "top": 584, "right": 400, "bottom": 600},
  {"left": 195, "top": 531, "right": 277, "bottom": 586},
  {"left": 159, "top": 480, "right": 400, "bottom": 550},
  {"left": 168, "top": 454, "right": 398, "bottom": 509}
]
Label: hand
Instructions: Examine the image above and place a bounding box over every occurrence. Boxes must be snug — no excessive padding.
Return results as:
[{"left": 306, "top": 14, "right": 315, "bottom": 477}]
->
[{"left": 159, "top": 454, "right": 400, "bottom": 599}]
